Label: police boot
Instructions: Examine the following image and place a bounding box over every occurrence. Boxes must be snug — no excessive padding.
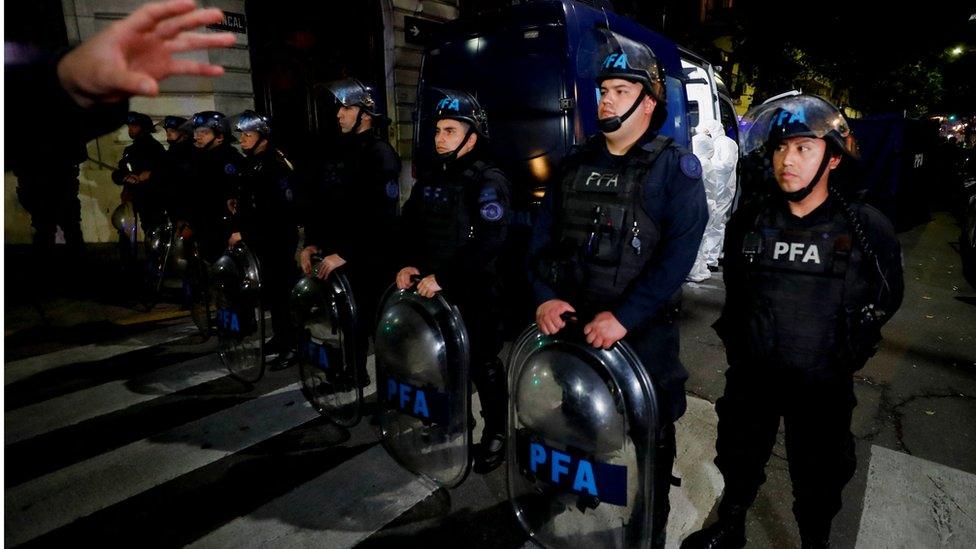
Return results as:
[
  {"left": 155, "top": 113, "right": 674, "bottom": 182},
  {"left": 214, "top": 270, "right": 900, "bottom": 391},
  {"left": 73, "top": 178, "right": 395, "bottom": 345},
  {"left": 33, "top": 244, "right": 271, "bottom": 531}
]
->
[
  {"left": 680, "top": 504, "right": 748, "bottom": 549},
  {"left": 473, "top": 358, "right": 507, "bottom": 474}
]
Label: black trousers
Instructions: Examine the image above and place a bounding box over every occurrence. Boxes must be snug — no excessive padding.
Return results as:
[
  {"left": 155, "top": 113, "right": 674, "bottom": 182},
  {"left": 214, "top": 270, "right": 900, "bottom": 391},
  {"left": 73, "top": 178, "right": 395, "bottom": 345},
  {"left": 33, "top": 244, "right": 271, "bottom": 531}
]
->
[
  {"left": 455, "top": 288, "right": 507, "bottom": 440},
  {"left": 714, "top": 364, "right": 857, "bottom": 540},
  {"left": 625, "top": 319, "right": 687, "bottom": 549},
  {"left": 254, "top": 241, "right": 300, "bottom": 347},
  {"left": 16, "top": 168, "right": 84, "bottom": 255}
]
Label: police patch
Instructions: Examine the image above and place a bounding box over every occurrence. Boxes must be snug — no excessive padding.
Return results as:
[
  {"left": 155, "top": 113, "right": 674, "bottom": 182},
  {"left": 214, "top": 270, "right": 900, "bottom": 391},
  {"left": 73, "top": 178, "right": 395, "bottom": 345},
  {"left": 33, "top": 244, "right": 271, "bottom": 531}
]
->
[
  {"left": 480, "top": 201, "right": 504, "bottom": 221},
  {"left": 679, "top": 154, "right": 702, "bottom": 179},
  {"left": 224, "top": 163, "right": 237, "bottom": 175},
  {"left": 385, "top": 180, "right": 399, "bottom": 199},
  {"left": 479, "top": 186, "right": 498, "bottom": 202}
]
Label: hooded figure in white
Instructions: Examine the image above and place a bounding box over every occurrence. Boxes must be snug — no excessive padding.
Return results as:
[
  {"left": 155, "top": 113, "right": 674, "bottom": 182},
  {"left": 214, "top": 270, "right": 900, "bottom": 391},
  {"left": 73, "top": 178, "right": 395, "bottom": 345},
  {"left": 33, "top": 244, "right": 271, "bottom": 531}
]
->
[{"left": 688, "top": 120, "right": 739, "bottom": 282}]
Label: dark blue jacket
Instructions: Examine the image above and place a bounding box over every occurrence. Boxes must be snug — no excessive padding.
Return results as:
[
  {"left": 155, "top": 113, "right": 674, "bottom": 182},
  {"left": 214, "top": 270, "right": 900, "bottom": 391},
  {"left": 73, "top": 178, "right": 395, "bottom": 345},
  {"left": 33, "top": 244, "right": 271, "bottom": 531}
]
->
[{"left": 528, "top": 130, "right": 708, "bottom": 330}]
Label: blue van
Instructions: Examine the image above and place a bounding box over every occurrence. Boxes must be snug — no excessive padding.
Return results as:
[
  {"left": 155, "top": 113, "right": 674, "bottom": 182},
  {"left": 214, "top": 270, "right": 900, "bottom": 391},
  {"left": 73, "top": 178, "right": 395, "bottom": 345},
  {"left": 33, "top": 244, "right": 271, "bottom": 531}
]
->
[{"left": 414, "top": 0, "right": 716, "bottom": 210}]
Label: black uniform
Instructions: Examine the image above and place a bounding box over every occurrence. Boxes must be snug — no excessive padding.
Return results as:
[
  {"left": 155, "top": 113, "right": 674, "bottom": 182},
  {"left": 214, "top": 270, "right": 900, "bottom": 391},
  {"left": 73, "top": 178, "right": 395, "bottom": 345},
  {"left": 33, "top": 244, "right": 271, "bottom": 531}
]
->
[
  {"left": 402, "top": 151, "right": 513, "bottom": 440},
  {"left": 7, "top": 52, "right": 127, "bottom": 266},
  {"left": 183, "top": 142, "right": 243, "bottom": 261},
  {"left": 159, "top": 138, "right": 196, "bottom": 223},
  {"left": 302, "top": 130, "right": 401, "bottom": 334},
  {"left": 713, "top": 193, "right": 904, "bottom": 541},
  {"left": 112, "top": 133, "right": 166, "bottom": 231},
  {"left": 528, "top": 130, "right": 707, "bottom": 548},
  {"left": 233, "top": 147, "right": 300, "bottom": 348}
]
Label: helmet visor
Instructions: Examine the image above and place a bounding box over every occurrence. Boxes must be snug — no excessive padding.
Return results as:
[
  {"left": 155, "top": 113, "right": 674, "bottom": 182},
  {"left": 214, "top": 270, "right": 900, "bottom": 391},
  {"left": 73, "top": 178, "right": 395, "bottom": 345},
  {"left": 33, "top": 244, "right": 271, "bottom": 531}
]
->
[
  {"left": 739, "top": 95, "right": 857, "bottom": 157},
  {"left": 325, "top": 78, "right": 372, "bottom": 109}
]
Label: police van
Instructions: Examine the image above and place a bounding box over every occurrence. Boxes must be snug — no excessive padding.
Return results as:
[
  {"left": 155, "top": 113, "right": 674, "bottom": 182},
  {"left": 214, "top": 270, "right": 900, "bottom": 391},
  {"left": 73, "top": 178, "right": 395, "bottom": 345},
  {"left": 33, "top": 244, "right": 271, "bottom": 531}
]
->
[{"left": 413, "top": 0, "right": 725, "bottom": 211}]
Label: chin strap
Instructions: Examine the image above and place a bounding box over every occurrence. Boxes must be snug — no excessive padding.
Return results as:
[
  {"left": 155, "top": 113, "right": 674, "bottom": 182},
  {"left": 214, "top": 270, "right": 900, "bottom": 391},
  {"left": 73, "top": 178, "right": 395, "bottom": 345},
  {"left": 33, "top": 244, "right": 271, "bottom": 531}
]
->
[
  {"left": 782, "top": 148, "right": 831, "bottom": 202},
  {"left": 437, "top": 127, "right": 475, "bottom": 165},
  {"left": 598, "top": 89, "right": 647, "bottom": 133}
]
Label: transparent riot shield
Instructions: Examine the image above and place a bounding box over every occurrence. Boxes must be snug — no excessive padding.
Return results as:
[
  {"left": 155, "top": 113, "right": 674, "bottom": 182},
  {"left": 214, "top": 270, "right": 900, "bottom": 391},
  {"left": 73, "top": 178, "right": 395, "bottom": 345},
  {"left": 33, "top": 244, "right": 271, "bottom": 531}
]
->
[
  {"left": 112, "top": 201, "right": 139, "bottom": 252},
  {"left": 292, "top": 261, "right": 362, "bottom": 427},
  {"left": 212, "top": 242, "right": 265, "bottom": 383},
  {"left": 374, "top": 284, "right": 471, "bottom": 487},
  {"left": 173, "top": 228, "right": 211, "bottom": 337},
  {"left": 141, "top": 219, "right": 174, "bottom": 308},
  {"left": 507, "top": 320, "right": 660, "bottom": 549}
]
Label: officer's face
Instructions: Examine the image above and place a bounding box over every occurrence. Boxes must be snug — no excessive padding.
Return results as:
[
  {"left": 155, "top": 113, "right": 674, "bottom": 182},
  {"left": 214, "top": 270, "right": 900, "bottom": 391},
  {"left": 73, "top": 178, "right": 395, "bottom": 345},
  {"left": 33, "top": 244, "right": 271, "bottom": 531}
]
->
[
  {"left": 127, "top": 124, "right": 142, "bottom": 139},
  {"left": 598, "top": 79, "right": 654, "bottom": 123},
  {"left": 772, "top": 137, "right": 840, "bottom": 192},
  {"left": 193, "top": 127, "right": 221, "bottom": 149},
  {"left": 337, "top": 105, "right": 361, "bottom": 133},
  {"left": 165, "top": 128, "right": 184, "bottom": 142},
  {"left": 435, "top": 119, "right": 476, "bottom": 157},
  {"left": 238, "top": 130, "right": 261, "bottom": 151}
]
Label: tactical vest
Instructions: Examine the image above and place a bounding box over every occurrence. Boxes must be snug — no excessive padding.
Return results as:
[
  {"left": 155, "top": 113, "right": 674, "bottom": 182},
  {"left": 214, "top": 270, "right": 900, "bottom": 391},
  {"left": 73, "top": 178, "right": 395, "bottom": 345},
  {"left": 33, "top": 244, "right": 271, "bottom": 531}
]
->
[
  {"left": 551, "top": 136, "right": 672, "bottom": 308},
  {"left": 742, "top": 205, "right": 860, "bottom": 372},
  {"left": 417, "top": 161, "right": 489, "bottom": 272}
]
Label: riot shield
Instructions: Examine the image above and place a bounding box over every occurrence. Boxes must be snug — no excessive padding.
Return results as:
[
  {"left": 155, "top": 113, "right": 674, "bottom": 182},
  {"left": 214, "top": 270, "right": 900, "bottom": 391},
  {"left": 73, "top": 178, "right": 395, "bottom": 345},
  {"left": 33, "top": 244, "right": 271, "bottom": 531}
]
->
[
  {"left": 212, "top": 242, "right": 266, "bottom": 383},
  {"left": 291, "top": 261, "right": 362, "bottom": 427},
  {"left": 374, "top": 284, "right": 471, "bottom": 487},
  {"left": 507, "top": 319, "right": 660, "bottom": 549},
  {"left": 111, "top": 201, "right": 139, "bottom": 250},
  {"left": 173, "top": 228, "right": 211, "bottom": 337},
  {"left": 141, "top": 219, "right": 174, "bottom": 308}
]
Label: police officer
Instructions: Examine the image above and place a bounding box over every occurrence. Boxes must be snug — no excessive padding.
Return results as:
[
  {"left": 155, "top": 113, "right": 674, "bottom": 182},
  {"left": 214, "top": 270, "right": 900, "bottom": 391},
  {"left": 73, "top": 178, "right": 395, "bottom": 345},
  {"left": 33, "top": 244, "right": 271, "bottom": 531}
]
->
[
  {"left": 527, "top": 37, "right": 707, "bottom": 548},
  {"left": 158, "top": 115, "right": 194, "bottom": 222},
  {"left": 230, "top": 110, "right": 300, "bottom": 368},
  {"left": 395, "top": 89, "right": 512, "bottom": 473},
  {"left": 112, "top": 111, "right": 166, "bottom": 235},
  {"left": 183, "top": 111, "right": 243, "bottom": 261},
  {"left": 681, "top": 94, "right": 904, "bottom": 549},
  {"left": 299, "top": 78, "right": 401, "bottom": 382}
]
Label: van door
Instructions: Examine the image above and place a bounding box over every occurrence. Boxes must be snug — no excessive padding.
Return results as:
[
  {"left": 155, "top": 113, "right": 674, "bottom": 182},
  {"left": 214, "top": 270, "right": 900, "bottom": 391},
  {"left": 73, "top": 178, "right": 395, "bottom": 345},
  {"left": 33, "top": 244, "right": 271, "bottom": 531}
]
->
[{"left": 680, "top": 55, "right": 720, "bottom": 137}]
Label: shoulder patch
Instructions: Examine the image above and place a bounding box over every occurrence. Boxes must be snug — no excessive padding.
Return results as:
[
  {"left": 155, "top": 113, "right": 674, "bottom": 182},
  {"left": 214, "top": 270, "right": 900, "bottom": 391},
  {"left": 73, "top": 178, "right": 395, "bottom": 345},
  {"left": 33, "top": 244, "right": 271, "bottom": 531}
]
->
[
  {"left": 479, "top": 186, "right": 499, "bottom": 203},
  {"left": 480, "top": 201, "right": 504, "bottom": 222},
  {"left": 385, "top": 180, "right": 400, "bottom": 199},
  {"left": 679, "top": 153, "right": 702, "bottom": 179},
  {"left": 224, "top": 163, "right": 237, "bottom": 175}
]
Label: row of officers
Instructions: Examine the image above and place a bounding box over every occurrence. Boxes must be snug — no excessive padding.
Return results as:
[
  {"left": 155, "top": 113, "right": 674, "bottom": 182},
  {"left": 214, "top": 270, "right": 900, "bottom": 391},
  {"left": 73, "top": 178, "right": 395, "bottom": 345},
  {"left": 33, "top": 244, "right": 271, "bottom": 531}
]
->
[{"left": 113, "top": 42, "right": 903, "bottom": 549}]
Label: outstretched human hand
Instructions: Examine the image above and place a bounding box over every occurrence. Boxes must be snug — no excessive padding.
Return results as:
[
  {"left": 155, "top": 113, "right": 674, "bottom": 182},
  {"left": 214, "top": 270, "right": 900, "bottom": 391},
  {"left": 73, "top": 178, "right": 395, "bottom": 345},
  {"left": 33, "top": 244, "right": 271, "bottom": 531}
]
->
[{"left": 56, "top": 0, "right": 236, "bottom": 108}]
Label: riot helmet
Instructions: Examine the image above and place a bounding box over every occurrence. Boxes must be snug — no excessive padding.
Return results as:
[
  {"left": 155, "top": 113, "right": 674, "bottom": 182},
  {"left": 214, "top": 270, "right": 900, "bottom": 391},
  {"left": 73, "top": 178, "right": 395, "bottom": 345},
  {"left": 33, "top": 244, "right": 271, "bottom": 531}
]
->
[
  {"left": 162, "top": 115, "right": 188, "bottom": 131},
  {"left": 191, "top": 111, "right": 230, "bottom": 134},
  {"left": 234, "top": 110, "right": 272, "bottom": 155},
  {"left": 126, "top": 111, "right": 155, "bottom": 138},
  {"left": 325, "top": 78, "right": 389, "bottom": 132},
  {"left": 190, "top": 110, "right": 232, "bottom": 148},
  {"left": 428, "top": 88, "right": 488, "bottom": 162},
  {"left": 234, "top": 110, "right": 272, "bottom": 136},
  {"left": 739, "top": 93, "right": 858, "bottom": 202},
  {"left": 595, "top": 35, "right": 667, "bottom": 133},
  {"left": 161, "top": 115, "right": 190, "bottom": 144}
]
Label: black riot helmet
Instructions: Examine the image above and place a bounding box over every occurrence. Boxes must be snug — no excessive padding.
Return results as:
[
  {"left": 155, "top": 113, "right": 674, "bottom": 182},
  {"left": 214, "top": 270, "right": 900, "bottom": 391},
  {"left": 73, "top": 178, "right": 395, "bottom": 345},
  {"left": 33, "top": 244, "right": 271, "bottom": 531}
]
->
[
  {"left": 234, "top": 110, "right": 272, "bottom": 137},
  {"left": 126, "top": 111, "right": 156, "bottom": 133},
  {"left": 596, "top": 34, "right": 667, "bottom": 132},
  {"left": 162, "top": 115, "right": 188, "bottom": 131},
  {"left": 431, "top": 88, "right": 489, "bottom": 138},
  {"left": 190, "top": 111, "right": 231, "bottom": 135},
  {"left": 428, "top": 87, "right": 488, "bottom": 163},
  {"left": 740, "top": 92, "right": 859, "bottom": 202},
  {"left": 326, "top": 77, "right": 389, "bottom": 130}
]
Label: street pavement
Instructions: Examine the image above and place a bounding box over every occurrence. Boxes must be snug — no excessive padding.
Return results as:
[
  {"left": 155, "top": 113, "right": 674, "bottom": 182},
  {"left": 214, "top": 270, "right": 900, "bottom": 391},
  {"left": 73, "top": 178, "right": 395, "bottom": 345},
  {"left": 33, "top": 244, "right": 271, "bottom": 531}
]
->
[{"left": 4, "top": 212, "right": 975, "bottom": 548}]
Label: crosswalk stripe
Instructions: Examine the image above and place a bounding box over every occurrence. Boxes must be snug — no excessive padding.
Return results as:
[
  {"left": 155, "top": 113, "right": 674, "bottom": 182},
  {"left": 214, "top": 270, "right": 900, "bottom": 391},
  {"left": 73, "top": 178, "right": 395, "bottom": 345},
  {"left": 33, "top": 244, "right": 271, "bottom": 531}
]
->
[
  {"left": 4, "top": 322, "right": 199, "bottom": 386},
  {"left": 188, "top": 445, "right": 437, "bottom": 548},
  {"left": 4, "top": 383, "right": 317, "bottom": 547},
  {"left": 5, "top": 354, "right": 229, "bottom": 445}
]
